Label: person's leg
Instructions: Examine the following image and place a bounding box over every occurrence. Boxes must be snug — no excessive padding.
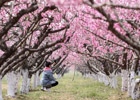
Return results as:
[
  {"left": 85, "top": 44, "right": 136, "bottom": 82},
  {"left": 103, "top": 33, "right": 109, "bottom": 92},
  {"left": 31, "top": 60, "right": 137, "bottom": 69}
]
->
[
  {"left": 45, "top": 84, "right": 52, "bottom": 89},
  {"left": 41, "top": 86, "right": 46, "bottom": 91},
  {"left": 43, "top": 81, "right": 58, "bottom": 90},
  {"left": 43, "top": 84, "right": 51, "bottom": 92},
  {"left": 51, "top": 81, "right": 58, "bottom": 87}
]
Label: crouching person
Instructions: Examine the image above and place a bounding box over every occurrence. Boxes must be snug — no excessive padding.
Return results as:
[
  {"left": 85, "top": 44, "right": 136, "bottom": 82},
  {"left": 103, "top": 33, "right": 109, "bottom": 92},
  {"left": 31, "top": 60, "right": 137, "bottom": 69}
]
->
[{"left": 41, "top": 62, "right": 58, "bottom": 91}]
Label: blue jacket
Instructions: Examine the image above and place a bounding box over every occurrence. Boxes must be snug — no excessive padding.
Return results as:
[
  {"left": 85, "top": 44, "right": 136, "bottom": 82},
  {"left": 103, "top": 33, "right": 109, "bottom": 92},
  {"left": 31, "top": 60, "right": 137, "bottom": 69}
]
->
[{"left": 41, "top": 67, "right": 56, "bottom": 86}]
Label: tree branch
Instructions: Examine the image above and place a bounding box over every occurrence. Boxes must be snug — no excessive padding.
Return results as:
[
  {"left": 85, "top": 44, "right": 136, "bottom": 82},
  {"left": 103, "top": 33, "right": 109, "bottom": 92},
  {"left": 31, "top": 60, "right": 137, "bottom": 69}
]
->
[
  {"left": 0, "top": 3, "right": 38, "bottom": 39},
  {"left": 0, "top": 0, "right": 12, "bottom": 8},
  {"left": 84, "top": 1, "right": 140, "bottom": 10}
]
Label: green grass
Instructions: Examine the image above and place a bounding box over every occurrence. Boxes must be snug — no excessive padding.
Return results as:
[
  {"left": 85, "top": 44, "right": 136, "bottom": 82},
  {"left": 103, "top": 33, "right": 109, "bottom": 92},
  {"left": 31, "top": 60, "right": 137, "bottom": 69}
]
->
[{"left": 2, "top": 71, "right": 132, "bottom": 100}]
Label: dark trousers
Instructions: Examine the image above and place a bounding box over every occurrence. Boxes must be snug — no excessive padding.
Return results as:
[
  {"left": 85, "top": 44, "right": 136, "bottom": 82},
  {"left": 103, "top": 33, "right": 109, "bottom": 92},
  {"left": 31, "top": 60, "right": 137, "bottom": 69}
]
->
[
  {"left": 51, "top": 81, "right": 58, "bottom": 87},
  {"left": 45, "top": 81, "right": 58, "bottom": 89}
]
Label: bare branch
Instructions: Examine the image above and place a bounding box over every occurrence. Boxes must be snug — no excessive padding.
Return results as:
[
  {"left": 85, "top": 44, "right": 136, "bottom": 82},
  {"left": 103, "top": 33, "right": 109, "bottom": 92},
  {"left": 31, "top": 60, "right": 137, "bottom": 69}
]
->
[
  {"left": 66, "top": 45, "right": 123, "bottom": 66},
  {"left": 87, "top": 2, "right": 140, "bottom": 52},
  {"left": 26, "top": 28, "right": 68, "bottom": 52},
  {"left": 82, "top": 25, "right": 133, "bottom": 50},
  {"left": 48, "top": 24, "right": 70, "bottom": 33},
  {"left": 0, "top": 0, "right": 12, "bottom": 8},
  {"left": 29, "top": 54, "right": 51, "bottom": 74},
  {"left": 84, "top": 1, "right": 140, "bottom": 10}
]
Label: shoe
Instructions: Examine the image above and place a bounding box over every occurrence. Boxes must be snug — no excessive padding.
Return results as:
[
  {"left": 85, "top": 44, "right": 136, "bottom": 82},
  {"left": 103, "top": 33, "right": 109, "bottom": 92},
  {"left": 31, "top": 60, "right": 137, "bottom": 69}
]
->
[
  {"left": 41, "top": 88, "right": 45, "bottom": 91},
  {"left": 41, "top": 87, "right": 45, "bottom": 91},
  {"left": 46, "top": 88, "right": 51, "bottom": 92}
]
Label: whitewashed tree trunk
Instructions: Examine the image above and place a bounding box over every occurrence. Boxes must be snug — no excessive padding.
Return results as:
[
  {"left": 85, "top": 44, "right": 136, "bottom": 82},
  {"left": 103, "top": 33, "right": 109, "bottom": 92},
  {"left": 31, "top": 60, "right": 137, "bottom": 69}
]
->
[
  {"left": 131, "top": 79, "right": 140, "bottom": 100},
  {"left": 121, "top": 69, "right": 129, "bottom": 92},
  {"left": 138, "top": 72, "right": 140, "bottom": 76},
  {"left": 85, "top": 73, "right": 91, "bottom": 78},
  {"left": 97, "top": 72, "right": 109, "bottom": 86},
  {"left": 97, "top": 73, "right": 108, "bottom": 86},
  {"left": 103, "top": 75, "right": 109, "bottom": 86},
  {"left": 109, "top": 73, "right": 117, "bottom": 88},
  {"left": 7, "top": 71, "right": 20, "bottom": 97},
  {"left": 20, "top": 69, "right": 29, "bottom": 94},
  {"left": 15, "top": 71, "right": 20, "bottom": 95},
  {"left": 7, "top": 71, "right": 16, "bottom": 97},
  {"left": 91, "top": 74, "right": 98, "bottom": 80},
  {"left": 128, "top": 71, "right": 135, "bottom": 97},
  {"left": 26, "top": 78, "right": 31, "bottom": 93},
  {"left": 97, "top": 72, "right": 103, "bottom": 83},
  {"left": 0, "top": 76, "right": 3, "bottom": 100},
  {"left": 130, "top": 53, "right": 139, "bottom": 99},
  {"left": 32, "top": 73, "right": 37, "bottom": 89},
  {"left": 56, "top": 74, "right": 62, "bottom": 79},
  {"left": 36, "top": 71, "right": 40, "bottom": 86}
]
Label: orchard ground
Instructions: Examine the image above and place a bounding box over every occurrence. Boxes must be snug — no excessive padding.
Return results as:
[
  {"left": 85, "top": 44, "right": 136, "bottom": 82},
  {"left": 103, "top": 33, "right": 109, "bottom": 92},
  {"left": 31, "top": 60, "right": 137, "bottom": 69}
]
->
[{"left": 2, "top": 71, "right": 131, "bottom": 100}]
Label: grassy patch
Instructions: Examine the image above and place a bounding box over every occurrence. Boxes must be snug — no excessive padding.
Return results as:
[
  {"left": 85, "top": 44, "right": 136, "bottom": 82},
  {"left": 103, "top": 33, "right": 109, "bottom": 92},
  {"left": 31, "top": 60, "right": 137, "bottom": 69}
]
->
[{"left": 2, "top": 71, "right": 132, "bottom": 100}]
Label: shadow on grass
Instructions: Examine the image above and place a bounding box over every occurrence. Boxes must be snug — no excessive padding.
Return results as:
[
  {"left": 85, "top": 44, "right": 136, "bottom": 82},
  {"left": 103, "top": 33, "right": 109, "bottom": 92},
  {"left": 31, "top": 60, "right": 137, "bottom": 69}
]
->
[
  {"left": 29, "top": 89, "right": 62, "bottom": 93},
  {"left": 29, "top": 89, "right": 41, "bottom": 92},
  {"left": 4, "top": 95, "right": 30, "bottom": 100},
  {"left": 17, "top": 95, "right": 30, "bottom": 100}
]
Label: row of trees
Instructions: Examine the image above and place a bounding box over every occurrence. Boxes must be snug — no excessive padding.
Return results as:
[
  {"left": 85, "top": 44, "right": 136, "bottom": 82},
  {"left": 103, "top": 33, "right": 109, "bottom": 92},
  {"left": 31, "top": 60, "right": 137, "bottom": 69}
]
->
[
  {"left": 0, "top": 0, "right": 73, "bottom": 100},
  {"left": 72, "top": 0, "right": 140, "bottom": 100}
]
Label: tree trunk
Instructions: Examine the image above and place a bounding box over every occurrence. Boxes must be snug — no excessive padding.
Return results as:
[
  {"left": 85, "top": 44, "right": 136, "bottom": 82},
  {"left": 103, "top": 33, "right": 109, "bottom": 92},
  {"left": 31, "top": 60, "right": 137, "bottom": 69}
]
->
[
  {"left": 7, "top": 71, "right": 20, "bottom": 97},
  {"left": 97, "top": 72, "right": 103, "bottom": 83},
  {"left": 32, "top": 73, "right": 37, "bottom": 89},
  {"left": 32, "top": 71, "right": 40, "bottom": 88},
  {"left": 121, "top": 69, "right": 128, "bottom": 92},
  {"left": 26, "top": 78, "right": 31, "bottom": 93},
  {"left": 138, "top": 72, "right": 140, "bottom": 76},
  {"left": 20, "top": 69, "right": 29, "bottom": 94},
  {"left": 56, "top": 74, "right": 62, "bottom": 79},
  {"left": 86, "top": 73, "right": 91, "bottom": 78},
  {"left": 36, "top": 71, "right": 40, "bottom": 86},
  {"left": 128, "top": 53, "right": 139, "bottom": 98},
  {"left": 0, "top": 76, "right": 3, "bottom": 100},
  {"left": 91, "top": 74, "right": 98, "bottom": 80},
  {"left": 128, "top": 71, "right": 135, "bottom": 97},
  {"left": 103, "top": 74, "right": 109, "bottom": 86},
  {"left": 109, "top": 73, "right": 117, "bottom": 88},
  {"left": 15, "top": 71, "right": 20, "bottom": 95},
  {"left": 131, "top": 79, "right": 140, "bottom": 100}
]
